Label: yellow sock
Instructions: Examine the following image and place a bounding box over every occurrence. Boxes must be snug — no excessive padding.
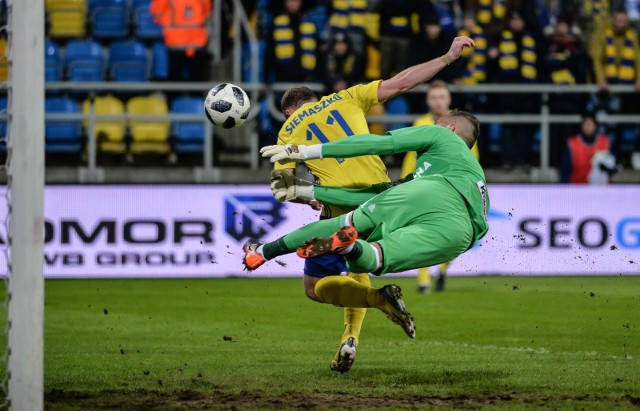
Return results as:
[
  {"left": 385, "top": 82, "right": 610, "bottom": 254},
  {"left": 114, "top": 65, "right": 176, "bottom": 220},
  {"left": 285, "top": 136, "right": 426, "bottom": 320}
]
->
[
  {"left": 314, "top": 275, "right": 385, "bottom": 310},
  {"left": 340, "top": 273, "right": 370, "bottom": 344},
  {"left": 417, "top": 267, "right": 431, "bottom": 286},
  {"left": 439, "top": 262, "right": 450, "bottom": 274}
]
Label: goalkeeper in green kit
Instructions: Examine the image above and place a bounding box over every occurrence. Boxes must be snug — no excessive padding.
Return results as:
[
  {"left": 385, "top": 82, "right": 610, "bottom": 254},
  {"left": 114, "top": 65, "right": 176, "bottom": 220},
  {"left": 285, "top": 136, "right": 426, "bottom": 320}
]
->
[{"left": 242, "top": 110, "right": 489, "bottom": 337}]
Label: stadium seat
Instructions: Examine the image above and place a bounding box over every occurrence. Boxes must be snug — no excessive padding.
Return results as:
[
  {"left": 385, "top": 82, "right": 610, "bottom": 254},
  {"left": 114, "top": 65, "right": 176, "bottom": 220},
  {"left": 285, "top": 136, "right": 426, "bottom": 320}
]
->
[
  {"left": 82, "top": 95, "right": 127, "bottom": 154},
  {"left": 385, "top": 96, "right": 410, "bottom": 131},
  {"left": 65, "top": 40, "right": 105, "bottom": 82},
  {"left": 133, "top": 0, "right": 163, "bottom": 40},
  {"left": 0, "top": 38, "right": 7, "bottom": 82},
  {"left": 126, "top": 95, "right": 170, "bottom": 155},
  {"left": 0, "top": 97, "right": 7, "bottom": 153},
  {"left": 46, "top": 0, "right": 87, "bottom": 38},
  {"left": 45, "top": 97, "right": 83, "bottom": 153},
  {"left": 151, "top": 42, "right": 169, "bottom": 79},
  {"left": 171, "top": 96, "right": 205, "bottom": 153},
  {"left": 45, "top": 40, "right": 62, "bottom": 82},
  {"left": 109, "top": 40, "right": 149, "bottom": 82},
  {"left": 88, "top": 0, "right": 129, "bottom": 39}
]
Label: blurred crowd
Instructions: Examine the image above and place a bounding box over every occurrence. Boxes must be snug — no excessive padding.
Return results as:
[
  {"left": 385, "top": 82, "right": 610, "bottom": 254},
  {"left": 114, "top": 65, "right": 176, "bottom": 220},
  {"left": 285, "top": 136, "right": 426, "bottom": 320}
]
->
[{"left": 228, "top": 0, "right": 639, "bottom": 171}]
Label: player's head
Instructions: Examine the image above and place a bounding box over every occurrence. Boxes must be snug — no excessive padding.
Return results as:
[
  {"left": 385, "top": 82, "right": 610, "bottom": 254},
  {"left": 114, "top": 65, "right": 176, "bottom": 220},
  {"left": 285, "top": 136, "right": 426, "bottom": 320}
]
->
[
  {"left": 284, "top": 0, "right": 302, "bottom": 15},
  {"left": 435, "top": 109, "right": 480, "bottom": 149},
  {"left": 581, "top": 113, "right": 597, "bottom": 137},
  {"left": 280, "top": 87, "right": 319, "bottom": 118},
  {"left": 612, "top": 11, "right": 629, "bottom": 33},
  {"left": 426, "top": 80, "right": 451, "bottom": 118}
]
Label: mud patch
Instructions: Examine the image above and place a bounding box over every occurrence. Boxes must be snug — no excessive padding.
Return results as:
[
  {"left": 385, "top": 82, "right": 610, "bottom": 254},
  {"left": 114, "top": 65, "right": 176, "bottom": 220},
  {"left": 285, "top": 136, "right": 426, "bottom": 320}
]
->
[{"left": 45, "top": 389, "right": 640, "bottom": 410}]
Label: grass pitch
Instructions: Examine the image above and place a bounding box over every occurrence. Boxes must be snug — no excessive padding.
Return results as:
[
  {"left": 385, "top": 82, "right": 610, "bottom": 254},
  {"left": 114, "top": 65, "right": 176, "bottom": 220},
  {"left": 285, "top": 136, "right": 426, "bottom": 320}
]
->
[{"left": 4, "top": 276, "right": 640, "bottom": 409}]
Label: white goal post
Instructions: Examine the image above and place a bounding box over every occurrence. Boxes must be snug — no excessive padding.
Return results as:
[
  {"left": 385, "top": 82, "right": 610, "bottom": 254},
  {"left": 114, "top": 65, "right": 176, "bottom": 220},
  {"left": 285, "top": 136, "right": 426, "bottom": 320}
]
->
[{"left": 6, "top": 0, "right": 45, "bottom": 409}]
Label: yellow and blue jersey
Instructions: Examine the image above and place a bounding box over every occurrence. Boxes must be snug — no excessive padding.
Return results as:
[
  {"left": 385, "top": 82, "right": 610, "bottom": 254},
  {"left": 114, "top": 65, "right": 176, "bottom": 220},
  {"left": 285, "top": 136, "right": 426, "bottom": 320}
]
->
[{"left": 276, "top": 80, "right": 390, "bottom": 217}]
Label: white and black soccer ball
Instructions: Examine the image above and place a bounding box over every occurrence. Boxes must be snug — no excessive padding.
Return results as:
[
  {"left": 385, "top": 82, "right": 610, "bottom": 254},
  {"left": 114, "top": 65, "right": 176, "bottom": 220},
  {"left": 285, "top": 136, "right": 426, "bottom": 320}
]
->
[{"left": 204, "top": 83, "right": 251, "bottom": 129}]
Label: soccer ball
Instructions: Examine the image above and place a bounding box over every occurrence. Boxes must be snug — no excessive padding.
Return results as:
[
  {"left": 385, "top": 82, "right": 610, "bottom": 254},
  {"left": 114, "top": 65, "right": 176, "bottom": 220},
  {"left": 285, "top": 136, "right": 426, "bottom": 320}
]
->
[{"left": 204, "top": 83, "right": 251, "bottom": 129}]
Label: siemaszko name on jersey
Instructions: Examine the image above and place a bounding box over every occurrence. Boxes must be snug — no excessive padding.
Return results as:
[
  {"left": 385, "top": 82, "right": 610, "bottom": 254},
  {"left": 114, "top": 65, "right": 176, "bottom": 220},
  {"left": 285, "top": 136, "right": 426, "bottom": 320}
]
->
[{"left": 284, "top": 94, "right": 343, "bottom": 134}]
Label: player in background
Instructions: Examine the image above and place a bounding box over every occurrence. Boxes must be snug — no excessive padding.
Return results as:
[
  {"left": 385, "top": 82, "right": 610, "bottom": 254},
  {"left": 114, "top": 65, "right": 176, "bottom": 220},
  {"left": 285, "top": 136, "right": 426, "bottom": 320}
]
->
[
  {"left": 268, "top": 36, "right": 475, "bottom": 373},
  {"left": 249, "top": 111, "right": 490, "bottom": 341},
  {"left": 400, "top": 80, "right": 480, "bottom": 293}
]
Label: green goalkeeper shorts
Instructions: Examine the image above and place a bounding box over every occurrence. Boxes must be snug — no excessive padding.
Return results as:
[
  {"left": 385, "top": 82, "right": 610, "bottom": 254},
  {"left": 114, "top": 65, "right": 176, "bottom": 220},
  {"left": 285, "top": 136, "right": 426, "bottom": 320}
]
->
[{"left": 351, "top": 176, "right": 473, "bottom": 275}]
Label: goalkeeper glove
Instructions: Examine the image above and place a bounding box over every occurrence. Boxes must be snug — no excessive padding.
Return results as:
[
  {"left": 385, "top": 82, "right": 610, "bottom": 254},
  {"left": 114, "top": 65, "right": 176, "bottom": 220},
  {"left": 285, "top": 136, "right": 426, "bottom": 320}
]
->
[
  {"left": 270, "top": 169, "right": 315, "bottom": 202},
  {"left": 260, "top": 144, "right": 322, "bottom": 164}
]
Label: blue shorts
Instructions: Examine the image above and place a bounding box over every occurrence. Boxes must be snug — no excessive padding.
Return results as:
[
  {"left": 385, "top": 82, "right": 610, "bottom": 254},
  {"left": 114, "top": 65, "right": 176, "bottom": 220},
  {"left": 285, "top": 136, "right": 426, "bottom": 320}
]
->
[{"left": 303, "top": 253, "right": 348, "bottom": 278}]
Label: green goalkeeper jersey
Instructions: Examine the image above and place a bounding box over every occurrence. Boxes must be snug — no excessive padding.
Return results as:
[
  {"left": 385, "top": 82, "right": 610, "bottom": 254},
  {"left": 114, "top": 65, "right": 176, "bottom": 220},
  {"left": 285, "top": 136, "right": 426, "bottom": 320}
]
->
[{"left": 319, "top": 125, "right": 490, "bottom": 245}]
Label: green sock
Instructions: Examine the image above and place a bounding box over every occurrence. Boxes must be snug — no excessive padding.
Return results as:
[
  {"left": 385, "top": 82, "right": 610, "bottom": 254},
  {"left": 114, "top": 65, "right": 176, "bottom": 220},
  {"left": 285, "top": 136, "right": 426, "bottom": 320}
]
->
[
  {"left": 345, "top": 240, "right": 379, "bottom": 274},
  {"left": 281, "top": 215, "right": 346, "bottom": 250},
  {"left": 262, "top": 238, "right": 292, "bottom": 260},
  {"left": 261, "top": 215, "right": 347, "bottom": 260}
]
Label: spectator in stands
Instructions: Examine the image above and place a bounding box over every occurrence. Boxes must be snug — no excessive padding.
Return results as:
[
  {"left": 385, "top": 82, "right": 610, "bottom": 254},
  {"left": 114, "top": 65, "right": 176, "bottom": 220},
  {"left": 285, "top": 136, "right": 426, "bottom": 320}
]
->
[
  {"left": 545, "top": 19, "right": 586, "bottom": 85},
  {"left": 544, "top": 19, "right": 589, "bottom": 168},
  {"left": 433, "top": 0, "right": 463, "bottom": 36},
  {"left": 320, "top": 32, "right": 363, "bottom": 93},
  {"left": 375, "top": 0, "right": 426, "bottom": 79},
  {"left": 561, "top": 113, "right": 616, "bottom": 184},
  {"left": 489, "top": 10, "right": 539, "bottom": 170},
  {"left": 406, "top": 15, "right": 455, "bottom": 82},
  {"left": 265, "top": 0, "right": 319, "bottom": 83},
  {"left": 150, "top": 0, "right": 212, "bottom": 81},
  {"left": 328, "top": 0, "right": 368, "bottom": 59},
  {"left": 590, "top": 10, "right": 640, "bottom": 91},
  {"left": 453, "top": 11, "right": 488, "bottom": 85}
]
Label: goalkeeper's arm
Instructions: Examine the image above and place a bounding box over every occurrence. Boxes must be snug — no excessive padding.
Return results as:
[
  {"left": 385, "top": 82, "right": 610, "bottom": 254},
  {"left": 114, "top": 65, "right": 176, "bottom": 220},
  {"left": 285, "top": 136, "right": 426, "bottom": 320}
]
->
[
  {"left": 271, "top": 169, "right": 407, "bottom": 208},
  {"left": 262, "top": 130, "right": 432, "bottom": 164}
]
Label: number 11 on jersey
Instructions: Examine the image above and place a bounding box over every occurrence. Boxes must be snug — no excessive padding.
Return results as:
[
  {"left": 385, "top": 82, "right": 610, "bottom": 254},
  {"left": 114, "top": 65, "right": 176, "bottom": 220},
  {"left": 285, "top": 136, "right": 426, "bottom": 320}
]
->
[{"left": 306, "top": 110, "right": 354, "bottom": 164}]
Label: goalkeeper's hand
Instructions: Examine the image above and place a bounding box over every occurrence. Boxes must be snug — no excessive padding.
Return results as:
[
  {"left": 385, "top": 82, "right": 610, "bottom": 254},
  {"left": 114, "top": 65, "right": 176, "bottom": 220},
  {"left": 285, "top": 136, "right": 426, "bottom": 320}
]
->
[
  {"left": 260, "top": 144, "right": 322, "bottom": 164},
  {"left": 270, "top": 169, "right": 315, "bottom": 203}
]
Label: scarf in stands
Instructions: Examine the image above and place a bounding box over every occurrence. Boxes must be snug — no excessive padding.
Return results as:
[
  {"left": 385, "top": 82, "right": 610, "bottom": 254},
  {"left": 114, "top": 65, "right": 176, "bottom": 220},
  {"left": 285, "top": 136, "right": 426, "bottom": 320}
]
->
[
  {"left": 604, "top": 27, "right": 637, "bottom": 84},
  {"left": 273, "top": 14, "right": 317, "bottom": 73},
  {"left": 498, "top": 30, "right": 537, "bottom": 81},
  {"left": 330, "top": 0, "right": 368, "bottom": 34},
  {"left": 477, "top": 0, "right": 506, "bottom": 27},
  {"left": 582, "top": 0, "right": 609, "bottom": 26},
  {"left": 458, "top": 24, "right": 487, "bottom": 84},
  {"left": 549, "top": 48, "right": 576, "bottom": 84}
]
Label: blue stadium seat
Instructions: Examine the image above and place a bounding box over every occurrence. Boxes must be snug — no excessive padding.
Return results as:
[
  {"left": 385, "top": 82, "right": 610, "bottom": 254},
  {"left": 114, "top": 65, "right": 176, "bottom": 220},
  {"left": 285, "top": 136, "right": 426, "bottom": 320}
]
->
[
  {"left": 0, "top": 97, "right": 7, "bottom": 153},
  {"left": 89, "top": 0, "right": 129, "bottom": 39},
  {"left": 133, "top": 0, "right": 163, "bottom": 40},
  {"left": 45, "top": 97, "right": 83, "bottom": 153},
  {"left": 65, "top": 40, "right": 105, "bottom": 82},
  {"left": 45, "top": 40, "right": 62, "bottom": 82},
  {"left": 152, "top": 41, "right": 169, "bottom": 79},
  {"left": 171, "top": 96, "right": 205, "bottom": 153},
  {"left": 109, "top": 40, "right": 149, "bottom": 82},
  {"left": 385, "top": 96, "right": 410, "bottom": 131}
]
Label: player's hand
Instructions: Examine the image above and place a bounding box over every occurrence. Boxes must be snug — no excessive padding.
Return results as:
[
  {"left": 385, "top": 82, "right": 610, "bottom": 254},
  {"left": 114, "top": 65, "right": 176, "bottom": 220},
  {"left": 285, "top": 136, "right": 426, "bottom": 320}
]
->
[
  {"left": 270, "top": 169, "right": 315, "bottom": 203},
  {"left": 445, "top": 36, "right": 475, "bottom": 62},
  {"left": 261, "top": 144, "right": 311, "bottom": 164}
]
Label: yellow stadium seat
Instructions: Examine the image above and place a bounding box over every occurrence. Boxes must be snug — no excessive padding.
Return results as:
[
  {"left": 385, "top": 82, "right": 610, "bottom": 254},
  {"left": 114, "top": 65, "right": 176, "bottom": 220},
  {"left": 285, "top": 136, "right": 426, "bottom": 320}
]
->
[
  {"left": 82, "top": 95, "right": 126, "bottom": 154},
  {"left": 46, "top": 0, "right": 87, "bottom": 38},
  {"left": 126, "top": 95, "right": 171, "bottom": 155},
  {"left": 0, "top": 38, "right": 8, "bottom": 81}
]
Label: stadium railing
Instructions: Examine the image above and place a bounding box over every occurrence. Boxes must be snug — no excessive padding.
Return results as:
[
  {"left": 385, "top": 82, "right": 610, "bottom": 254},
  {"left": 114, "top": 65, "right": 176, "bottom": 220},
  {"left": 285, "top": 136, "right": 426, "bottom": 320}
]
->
[{"left": 0, "top": 82, "right": 638, "bottom": 182}]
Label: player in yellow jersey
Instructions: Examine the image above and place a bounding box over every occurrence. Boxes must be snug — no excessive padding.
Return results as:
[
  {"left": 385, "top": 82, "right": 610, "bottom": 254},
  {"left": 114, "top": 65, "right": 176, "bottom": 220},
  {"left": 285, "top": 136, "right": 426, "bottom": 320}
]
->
[
  {"left": 400, "top": 80, "right": 479, "bottom": 294},
  {"left": 269, "top": 36, "right": 475, "bottom": 373}
]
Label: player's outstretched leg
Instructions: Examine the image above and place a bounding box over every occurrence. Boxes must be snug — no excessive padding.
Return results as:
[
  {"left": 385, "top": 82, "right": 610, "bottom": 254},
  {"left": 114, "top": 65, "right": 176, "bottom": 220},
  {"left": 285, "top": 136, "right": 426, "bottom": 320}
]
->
[
  {"left": 331, "top": 337, "right": 357, "bottom": 373},
  {"left": 435, "top": 262, "right": 450, "bottom": 292},
  {"left": 297, "top": 226, "right": 358, "bottom": 258},
  {"left": 242, "top": 239, "right": 266, "bottom": 270},
  {"left": 378, "top": 284, "right": 415, "bottom": 338},
  {"left": 241, "top": 214, "right": 352, "bottom": 271},
  {"left": 417, "top": 267, "right": 431, "bottom": 294}
]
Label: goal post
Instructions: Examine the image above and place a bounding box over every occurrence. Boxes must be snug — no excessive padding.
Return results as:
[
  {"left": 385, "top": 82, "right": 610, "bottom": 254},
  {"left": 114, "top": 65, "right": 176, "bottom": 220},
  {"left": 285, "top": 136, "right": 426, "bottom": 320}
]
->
[{"left": 6, "top": 0, "right": 45, "bottom": 409}]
